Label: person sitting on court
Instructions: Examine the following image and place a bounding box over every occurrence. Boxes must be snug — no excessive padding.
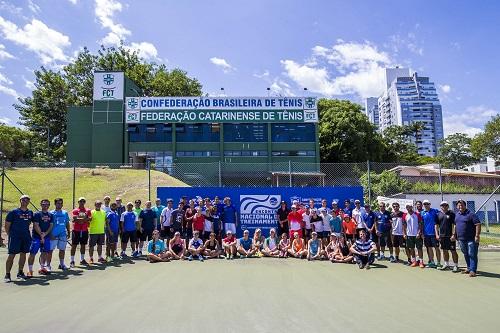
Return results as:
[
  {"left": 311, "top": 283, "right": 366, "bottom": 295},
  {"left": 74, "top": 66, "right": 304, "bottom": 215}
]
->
[
  {"left": 350, "top": 229, "right": 377, "bottom": 269},
  {"left": 288, "top": 232, "right": 307, "bottom": 258},
  {"left": 278, "top": 233, "right": 290, "bottom": 258},
  {"left": 262, "top": 228, "right": 280, "bottom": 257},
  {"left": 188, "top": 230, "right": 205, "bottom": 261},
  {"left": 252, "top": 228, "right": 265, "bottom": 257},
  {"left": 147, "top": 230, "right": 171, "bottom": 263},
  {"left": 238, "top": 230, "right": 256, "bottom": 258},
  {"left": 332, "top": 234, "right": 353, "bottom": 263},
  {"left": 307, "top": 231, "right": 325, "bottom": 261},
  {"left": 342, "top": 215, "right": 357, "bottom": 244},
  {"left": 325, "top": 233, "right": 338, "bottom": 262},
  {"left": 203, "top": 232, "right": 221, "bottom": 259},
  {"left": 169, "top": 231, "right": 186, "bottom": 260},
  {"left": 222, "top": 230, "right": 237, "bottom": 260}
]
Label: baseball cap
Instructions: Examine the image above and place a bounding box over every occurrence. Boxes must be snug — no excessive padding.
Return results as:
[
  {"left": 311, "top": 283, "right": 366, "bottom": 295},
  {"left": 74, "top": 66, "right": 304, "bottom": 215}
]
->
[
  {"left": 440, "top": 201, "right": 449, "bottom": 206},
  {"left": 291, "top": 205, "right": 297, "bottom": 209},
  {"left": 78, "top": 197, "right": 86, "bottom": 202},
  {"left": 20, "top": 194, "right": 30, "bottom": 200},
  {"left": 226, "top": 230, "right": 232, "bottom": 234},
  {"left": 332, "top": 200, "right": 338, "bottom": 205},
  {"left": 423, "top": 199, "right": 431, "bottom": 204},
  {"left": 354, "top": 199, "right": 361, "bottom": 204}
]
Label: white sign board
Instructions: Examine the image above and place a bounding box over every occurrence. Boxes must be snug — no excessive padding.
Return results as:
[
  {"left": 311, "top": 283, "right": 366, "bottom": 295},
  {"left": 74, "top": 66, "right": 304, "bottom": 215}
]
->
[
  {"left": 93, "top": 72, "right": 124, "bottom": 100},
  {"left": 377, "top": 196, "right": 415, "bottom": 212}
]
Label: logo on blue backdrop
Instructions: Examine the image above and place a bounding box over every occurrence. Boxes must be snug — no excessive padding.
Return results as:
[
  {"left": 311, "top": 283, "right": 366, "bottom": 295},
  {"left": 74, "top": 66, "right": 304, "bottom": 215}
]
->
[
  {"left": 103, "top": 74, "right": 114, "bottom": 86},
  {"left": 240, "top": 195, "right": 280, "bottom": 231}
]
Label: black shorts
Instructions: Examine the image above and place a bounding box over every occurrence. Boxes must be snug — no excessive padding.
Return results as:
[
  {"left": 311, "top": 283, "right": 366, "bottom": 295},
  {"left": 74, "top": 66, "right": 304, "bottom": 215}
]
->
[
  {"left": 424, "top": 235, "right": 438, "bottom": 248},
  {"left": 8, "top": 235, "right": 31, "bottom": 254},
  {"left": 305, "top": 229, "right": 312, "bottom": 239},
  {"left": 72, "top": 231, "right": 89, "bottom": 246},
  {"left": 106, "top": 230, "right": 119, "bottom": 244},
  {"left": 345, "top": 234, "right": 355, "bottom": 242},
  {"left": 172, "top": 243, "right": 184, "bottom": 255},
  {"left": 138, "top": 229, "right": 153, "bottom": 242},
  {"left": 160, "top": 227, "right": 172, "bottom": 239},
  {"left": 370, "top": 232, "right": 379, "bottom": 243},
  {"left": 392, "top": 235, "right": 405, "bottom": 248},
  {"left": 121, "top": 231, "right": 137, "bottom": 243},
  {"left": 379, "top": 232, "right": 392, "bottom": 248},
  {"left": 89, "top": 234, "right": 105, "bottom": 247},
  {"left": 439, "top": 237, "right": 456, "bottom": 251},
  {"left": 203, "top": 231, "right": 211, "bottom": 241}
]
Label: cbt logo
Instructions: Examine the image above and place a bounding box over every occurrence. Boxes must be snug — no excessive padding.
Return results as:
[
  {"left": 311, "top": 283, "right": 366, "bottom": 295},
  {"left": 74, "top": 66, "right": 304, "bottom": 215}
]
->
[
  {"left": 303, "top": 110, "right": 318, "bottom": 122},
  {"left": 240, "top": 195, "right": 281, "bottom": 214},
  {"left": 126, "top": 111, "right": 140, "bottom": 123},
  {"left": 103, "top": 74, "right": 114, "bottom": 85}
]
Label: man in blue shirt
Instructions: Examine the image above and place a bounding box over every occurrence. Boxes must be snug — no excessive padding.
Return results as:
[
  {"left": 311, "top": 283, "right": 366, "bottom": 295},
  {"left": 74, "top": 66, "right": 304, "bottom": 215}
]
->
[
  {"left": 152, "top": 198, "right": 165, "bottom": 231},
  {"left": 454, "top": 200, "right": 481, "bottom": 277},
  {"left": 106, "top": 202, "right": 120, "bottom": 261},
  {"left": 362, "top": 204, "right": 377, "bottom": 240},
  {"left": 374, "top": 202, "right": 392, "bottom": 260},
  {"left": 421, "top": 200, "right": 441, "bottom": 268},
  {"left": 120, "top": 202, "right": 139, "bottom": 257},
  {"left": 221, "top": 197, "right": 238, "bottom": 235},
  {"left": 4, "top": 194, "right": 34, "bottom": 282},
  {"left": 50, "top": 198, "right": 70, "bottom": 271},
  {"left": 343, "top": 199, "right": 353, "bottom": 218},
  {"left": 237, "top": 230, "right": 256, "bottom": 258},
  {"left": 138, "top": 201, "right": 157, "bottom": 255},
  {"left": 27, "top": 198, "right": 53, "bottom": 277}
]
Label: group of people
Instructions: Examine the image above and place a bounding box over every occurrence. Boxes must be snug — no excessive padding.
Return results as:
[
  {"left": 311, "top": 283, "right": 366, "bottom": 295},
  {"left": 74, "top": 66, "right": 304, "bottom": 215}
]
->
[{"left": 3, "top": 193, "right": 482, "bottom": 282}]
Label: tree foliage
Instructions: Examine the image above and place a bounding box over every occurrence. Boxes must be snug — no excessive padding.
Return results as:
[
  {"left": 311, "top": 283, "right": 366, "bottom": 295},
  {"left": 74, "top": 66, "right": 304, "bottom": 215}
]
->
[
  {"left": 360, "top": 170, "right": 411, "bottom": 206},
  {"left": 471, "top": 114, "right": 500, "bottom": 161},
  {"left": 380, "top": 125, "right": 420, "bottom": 163},
  {"left": 0, "top": 124, "right": 32, "bottom": 161},
  {"left": 318, "top": 99, "right": 386, "bottom": 162},
  {"left": 438, "top": 133, "right": 477, "bottom": 169},
  {"left": 14, "top": 44, "right": 203, "bottom": 160}
]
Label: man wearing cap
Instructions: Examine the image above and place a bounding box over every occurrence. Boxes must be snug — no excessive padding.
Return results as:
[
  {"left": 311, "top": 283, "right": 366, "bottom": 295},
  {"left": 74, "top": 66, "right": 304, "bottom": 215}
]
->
[
  {"left": 102, "top": 196, "right": 112, "bottom": 214},
  {"left": 352, "top": 200, "right": 367, "bottom": 236},
  {"left": 70, "top": 197, "right": 91, "bottom": 267},
  {"left": 331, "top": 200, "right": 341, "bottom": 216},
  {"left": 222, "top": 230, "right": 237, "bottom": 259},
  {"left": 288, "top": 205, "right": 303, "bottom": 240},
  {"left": 421, "top": 200, "right": 441, "bottom": 268},
  {"left": 436, "top": 201, "right": 459, "bottom": 272},
  {"left": 120, "top": 202, "right": 139, "bottom": 257},
  {"left": 320, "top": 199, "right": 331, "bottom": 215},
  {"left": 4, "top": 194, "right": 34, "bottom": 282},
  {"left": 454, "top": 200, "right": 481, "bottom": 277},
  {"left": 160, "top": 199, "right": 174, "bottom": 240},
  {"left": 89, "top": 200, "right": 106, "bottom": 264}
]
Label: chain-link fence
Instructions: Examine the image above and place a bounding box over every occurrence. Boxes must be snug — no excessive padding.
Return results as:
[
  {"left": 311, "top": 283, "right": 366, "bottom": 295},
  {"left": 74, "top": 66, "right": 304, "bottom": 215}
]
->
[{"left": 1, "top": 160, "right": 499, "bottom": 231}]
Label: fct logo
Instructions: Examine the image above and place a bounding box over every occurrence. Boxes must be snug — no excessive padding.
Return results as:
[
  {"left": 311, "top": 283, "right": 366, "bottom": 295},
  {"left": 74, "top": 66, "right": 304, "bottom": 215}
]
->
[{"left": 103, "top": 74, "right": 114, "bottom": 86}]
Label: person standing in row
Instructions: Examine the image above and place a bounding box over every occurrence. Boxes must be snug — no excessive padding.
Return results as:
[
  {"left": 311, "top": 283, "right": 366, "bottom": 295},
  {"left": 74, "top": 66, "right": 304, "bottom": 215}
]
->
[
  {"left": 49, "top": 198, "right": 70, "bottom": 270},
  {"left": 403, "top": 204, "right": 424, "bottom": 268},
  {"left": 436, "top": 201, "right": 459, "bottom": 272},
  {"left": 455, "top": 200, "right": 481, "bottom": 277},
  {"left": 89, "top": 200, "right": 106, "bottom": 264},
  {"left": 105, "top": 202, "right": 120, "bottom": 262},
  {"left": 138, "top": 201, "right": 157, "bottom": 255},
  {"left": 120, "top": 202, "right": 139, "bottom": 257},
  {"left": 70, "top": 197, "right": 91, "bottom": 267},
  {"left": 27, "top": 199, "right": 53, "bottom": 276},
  {"left": 421, "top": 200, "right": 441, "bottom": 268},
  {"left": 276, "top": 201, "right": 289, "bottom": 237}
]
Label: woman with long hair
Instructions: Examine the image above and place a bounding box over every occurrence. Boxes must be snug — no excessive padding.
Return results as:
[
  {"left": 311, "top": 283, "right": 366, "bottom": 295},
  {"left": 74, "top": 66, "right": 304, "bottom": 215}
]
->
[
  {"left": 203, "top": 232, "right": 221, "bottom": 259},
  {"left": 278, "top": 233, "right": 290, "bottom": 258},
  {"left": 252, "top": 228, "right": 265, "bottom": 257},
  {"left": 288, "top": 232, "right": 307, "bottom": 258},
  {"left": 262, "top": 228, "right": 280, "bottom": 257},
  {"left": 169, "top": 231, "right": 186, "bottom": 260},
  {"left": 332, "top": 234, "right": 353, "bottom": 263}
]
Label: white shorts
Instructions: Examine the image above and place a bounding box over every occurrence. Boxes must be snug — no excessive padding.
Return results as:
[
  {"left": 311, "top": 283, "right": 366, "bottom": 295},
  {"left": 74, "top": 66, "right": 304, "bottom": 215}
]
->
[
  {"left": 224, "top": 223, "right": 236, "bottom": 235},
  {"left": 50, "top": 237, "right": 67, "bottom": 251}
]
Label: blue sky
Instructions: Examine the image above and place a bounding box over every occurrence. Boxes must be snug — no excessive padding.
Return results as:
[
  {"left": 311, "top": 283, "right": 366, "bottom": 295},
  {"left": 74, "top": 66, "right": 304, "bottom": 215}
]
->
[{"left": 0, "top": 0, "right": 499, "bottom": 136}]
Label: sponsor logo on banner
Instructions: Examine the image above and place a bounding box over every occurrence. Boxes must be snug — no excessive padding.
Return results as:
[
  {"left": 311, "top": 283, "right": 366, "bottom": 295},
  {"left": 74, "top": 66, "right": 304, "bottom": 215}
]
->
[
  {"left": 126, "top": 97, "right": 139, "bottom": 110},
  {"left": 239, "top": 195, "right": 281, "bottom": 231},
  {"left": 304, "top": 97, "right": 317, "bottom": 109},
  {"left": 303, "top": 110, "right": 318, "bottom": 122},
  {"left": 126, "top": 111, "right": 140, "bottom": 123}
]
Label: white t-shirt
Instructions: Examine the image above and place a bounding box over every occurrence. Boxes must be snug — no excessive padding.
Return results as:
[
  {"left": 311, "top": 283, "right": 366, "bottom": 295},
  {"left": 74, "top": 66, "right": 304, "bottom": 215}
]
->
[
  {"left": 404, "top": 212, "right": 421, "bottom": 237},
  {"left": 102, "top": 205, "right": 111, "bottom": 214},
  {"left": 268, "top": 238, "right": 276, "bottom": 250},
  {"left": 352, "top": 207, "right": 366, "bottom": 228},
  {"left": 160, "top": 207, "right": 174, "bottom": 227},
  {"left": 311, "top": 216, "right": 323, "bottom": 233},
  {"left": 204, "top": 218, "right": 212, "bottom": 232},
  {"left": 391, "top": 212, "right": 404, "bottom": 236},
  {"left": 302, "top": 212, "right": 311, "bottom": 230},
  {"left": 322, "top": 214, "right": 332, "bottom": 232}
]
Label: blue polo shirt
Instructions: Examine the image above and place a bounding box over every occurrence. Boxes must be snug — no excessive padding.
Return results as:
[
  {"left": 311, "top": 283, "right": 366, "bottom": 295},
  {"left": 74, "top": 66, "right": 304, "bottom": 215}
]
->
[
  {"left": 106, "top": 211, "right": 120, "bottom": 233},
  {"left": 6, "top": 208, "right": 33, "bottom": 238},
  {"left": 421, "top": 208, "right": 439, "bottom": 236},
  {"left": 222, "top": 204, "right": 237, "bottom": 224},
  {"left": 375, "top": 210, "right": 391, "bottom": 233},
  {"left": 32, "top": 211, "right": 53, "bottom": 239},
  {"left": 455, "top": 209, "right": 480, "bottom": 241},
  {"left": 363, "top": 211, "right": 376, "bottom": 229},
  {"left": 51, "top": 210, "right": 69, "bottom": 238},
  {"left": 139, "top": 209, "right": 157, "bottom": 232},
  {"left": 121, "top": 211, "right": 137, "bottom": 232},
  {"left": 343, "top": 207, "right": 352, "bottom": 218},
  {"left": 152, "top": 205, "right": 165, "bottom": 220}
]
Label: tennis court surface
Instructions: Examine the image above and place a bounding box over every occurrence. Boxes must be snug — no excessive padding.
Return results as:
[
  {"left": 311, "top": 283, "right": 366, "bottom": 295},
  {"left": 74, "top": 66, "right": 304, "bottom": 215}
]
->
[{"left": 1, "top": 249, "right": 499, "bottom": 333}]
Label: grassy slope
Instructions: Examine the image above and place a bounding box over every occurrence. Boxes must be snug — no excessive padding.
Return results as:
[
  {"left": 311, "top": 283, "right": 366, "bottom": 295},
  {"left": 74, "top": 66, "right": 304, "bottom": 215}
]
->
[{"left": 1, "top": 167, "right": 188, "bottom": 213}]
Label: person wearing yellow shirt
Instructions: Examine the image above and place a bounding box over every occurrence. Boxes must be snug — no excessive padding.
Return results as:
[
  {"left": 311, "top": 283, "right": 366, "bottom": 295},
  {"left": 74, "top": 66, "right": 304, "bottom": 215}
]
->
[{"left": 89, "top": 200, "right": 107, "bottom": 264}]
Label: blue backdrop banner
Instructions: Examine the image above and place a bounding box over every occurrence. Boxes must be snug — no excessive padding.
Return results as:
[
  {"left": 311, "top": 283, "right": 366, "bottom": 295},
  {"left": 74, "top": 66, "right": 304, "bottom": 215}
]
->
[{"left": 157, "top": 186, "right": 363, "bottom": 237}]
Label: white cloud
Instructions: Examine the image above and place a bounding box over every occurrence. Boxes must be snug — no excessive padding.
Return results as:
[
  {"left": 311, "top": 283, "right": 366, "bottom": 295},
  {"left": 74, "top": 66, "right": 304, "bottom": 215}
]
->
[
  {"left": 68, "top": 0, "right": 78, "bottom": 4},
  {"left": 0, "top": 116, "right": 11, "bottom": 124},
  {"left": 28, "top": 0, "right": 41, "bottom": 13},
  {"left": 0, "top": 1, "right": 23, "bottom": 17},
  {"left": 0, "top": 44, "right": 14, "bottom": 60},
  {"left": 126, "top": 42, "right": 159, "bottom": 61},
  {"left": 270, "top": 79, "right": 295, "bottom": 97},
  {"left": 95, "top": 0, "right": 131, "bottom": 46},
  {"left": 253, "top": 70, "right": 270, "bottom": 79},
  {"left": 282, "top": 40, "right": 392, "bottom": 98},
  {"left": 388, "top": 30, "right": 424, "bottom": 56},
  {"left": 0, "top": 84, "right": 19, "bottom": 98},
  {"left": 22, "top": 76, "right": 36, "bottom": 90},
  {"left": 0, "top": 17, "right": 70, "bottom": 64},
  {"left": 439, "top": 84, "right": 451, "bottom": 94},
  {"left": 443, "top": 105, "right": 499, "bottom": 137},
  {"left": 0, "top": 71, "right": 12, "bottom": 85},
  {"left": 210, "top": 57, "right": 235, "bottom": 73}
]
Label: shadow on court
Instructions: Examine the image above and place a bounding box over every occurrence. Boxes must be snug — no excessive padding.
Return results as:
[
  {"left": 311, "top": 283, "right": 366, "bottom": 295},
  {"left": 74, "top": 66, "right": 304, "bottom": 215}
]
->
[{"left": 13, "top": 269, "right": 84, "bottom": 286}]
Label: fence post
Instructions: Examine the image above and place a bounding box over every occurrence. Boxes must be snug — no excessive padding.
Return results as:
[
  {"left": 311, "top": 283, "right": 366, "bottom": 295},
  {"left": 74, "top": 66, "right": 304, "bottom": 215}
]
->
[
  {"left": 218, "top": 161, "right": 222, "bottom": 187},
  {"left": 0, "top": 161, "right": 5, "bottom": 243},
  {"left": 288, "top": 160, "right": 292, "bottom": 187},
  {"left": 367, "top": 160, "right": 371, "bottom": 204},
  {"left": 148, "top": 160, "right": 151, "bottom": 201},
  {"left": 438, "top": 163, "right": 444, "bottom": 202},
  {"left": 72, "top": 161, "right": 76, "bottom": 210},
  {"left": 484, "top": 206, "right": 490, "bottom": 233}
]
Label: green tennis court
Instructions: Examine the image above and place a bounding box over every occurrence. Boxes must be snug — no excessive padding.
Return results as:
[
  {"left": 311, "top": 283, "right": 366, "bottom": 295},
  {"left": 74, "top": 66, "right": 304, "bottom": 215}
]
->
[{"left": 1, "top": 248, "right": 499, "bottom": 333}]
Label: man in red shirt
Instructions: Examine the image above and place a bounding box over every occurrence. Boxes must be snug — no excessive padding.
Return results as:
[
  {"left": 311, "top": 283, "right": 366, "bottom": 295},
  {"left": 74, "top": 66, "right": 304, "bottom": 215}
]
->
[
  {"left": 288, "top": 205, "right": 303, "bottom": 240},
  {"left": 70, "top": 197, "right": 91, "bottom": 267}
]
